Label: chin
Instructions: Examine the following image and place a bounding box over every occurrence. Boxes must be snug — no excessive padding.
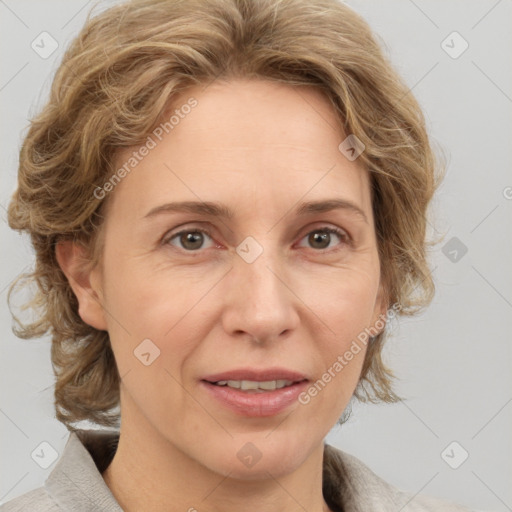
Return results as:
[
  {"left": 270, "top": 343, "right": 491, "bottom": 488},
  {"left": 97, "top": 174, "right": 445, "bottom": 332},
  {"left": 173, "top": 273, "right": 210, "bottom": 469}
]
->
[
  {"left": 199, "top": 435, "right": 316, "bottom": 481},
  {"left": 215, "top": 455, "right": 302, "bottom": 482}
]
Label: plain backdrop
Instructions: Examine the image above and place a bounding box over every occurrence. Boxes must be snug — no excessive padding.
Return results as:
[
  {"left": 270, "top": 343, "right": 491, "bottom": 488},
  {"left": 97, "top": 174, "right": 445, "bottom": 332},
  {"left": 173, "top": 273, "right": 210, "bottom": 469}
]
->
[{"left": 1, "top": 0, "right": 511, "bottom": 510}]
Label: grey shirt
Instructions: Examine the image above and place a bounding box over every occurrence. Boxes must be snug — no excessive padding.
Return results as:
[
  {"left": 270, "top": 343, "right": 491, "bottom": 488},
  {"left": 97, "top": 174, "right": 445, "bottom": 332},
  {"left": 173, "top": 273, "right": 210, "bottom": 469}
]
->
[{"left": 1, "top": 429, "right": 472, "bottom": 511}]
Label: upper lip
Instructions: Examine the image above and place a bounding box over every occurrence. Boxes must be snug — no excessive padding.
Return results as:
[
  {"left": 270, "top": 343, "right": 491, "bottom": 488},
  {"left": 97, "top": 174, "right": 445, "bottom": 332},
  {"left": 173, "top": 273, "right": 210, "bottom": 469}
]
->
[{"left": 202, "top": 368, "right": 309, "bottom": 383}]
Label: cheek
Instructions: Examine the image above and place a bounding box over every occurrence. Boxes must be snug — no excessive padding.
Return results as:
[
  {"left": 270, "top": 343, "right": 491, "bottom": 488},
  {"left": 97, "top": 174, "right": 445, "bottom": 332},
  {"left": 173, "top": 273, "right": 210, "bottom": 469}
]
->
[
  {"left": 305, "top": 266, "right": 379, "bottom": 390},
  {"left": 306, "top": 263, "right": 381, "bottom": 329},
  {"left": 100, "top": 257, "right": 213, "bottom": 375},
  {"left": 99, "top": 267, "right": 202, "bottom": 418},
  {"left": 102, "top": 249, "right": 189, "bottom": 329}
]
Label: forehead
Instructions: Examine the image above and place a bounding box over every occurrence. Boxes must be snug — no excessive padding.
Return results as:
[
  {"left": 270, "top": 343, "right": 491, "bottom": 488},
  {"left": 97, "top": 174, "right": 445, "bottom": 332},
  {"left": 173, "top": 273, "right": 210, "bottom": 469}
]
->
[{"left": 109, "top": 78, "right": 372, "bottom": 222}]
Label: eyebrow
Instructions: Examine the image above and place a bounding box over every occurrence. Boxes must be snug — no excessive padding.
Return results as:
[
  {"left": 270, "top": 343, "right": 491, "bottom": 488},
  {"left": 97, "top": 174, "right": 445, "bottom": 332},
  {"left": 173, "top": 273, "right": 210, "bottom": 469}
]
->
[{"left": 144, "top": 198, "right": 368, "bottom": 224}]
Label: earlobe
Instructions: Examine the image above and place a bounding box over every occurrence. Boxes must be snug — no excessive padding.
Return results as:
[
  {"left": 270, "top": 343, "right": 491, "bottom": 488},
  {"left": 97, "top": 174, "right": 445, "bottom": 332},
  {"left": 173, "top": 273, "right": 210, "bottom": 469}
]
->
[{"left": 55, "top": 241, "right": 108, "bottom": 331}]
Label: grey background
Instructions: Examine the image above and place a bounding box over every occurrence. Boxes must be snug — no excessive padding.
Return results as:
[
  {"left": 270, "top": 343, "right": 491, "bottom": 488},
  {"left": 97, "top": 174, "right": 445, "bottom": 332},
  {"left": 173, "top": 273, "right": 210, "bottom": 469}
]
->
[{"left": 1, "top": 0, "right": 511, "bottom": 509}]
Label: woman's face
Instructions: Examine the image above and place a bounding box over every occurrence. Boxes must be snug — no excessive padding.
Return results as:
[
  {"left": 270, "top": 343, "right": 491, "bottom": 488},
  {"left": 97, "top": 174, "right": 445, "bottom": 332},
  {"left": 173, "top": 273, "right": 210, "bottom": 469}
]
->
[{"left": 86, "top": 79, "right": 386, "bottom": 478}]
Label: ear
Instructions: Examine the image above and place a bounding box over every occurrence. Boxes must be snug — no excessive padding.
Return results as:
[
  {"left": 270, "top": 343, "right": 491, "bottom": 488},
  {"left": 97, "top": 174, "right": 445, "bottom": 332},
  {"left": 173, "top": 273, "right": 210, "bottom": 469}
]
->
[{"left": 55, "top": 240, "right": 108, "bottom": 331}]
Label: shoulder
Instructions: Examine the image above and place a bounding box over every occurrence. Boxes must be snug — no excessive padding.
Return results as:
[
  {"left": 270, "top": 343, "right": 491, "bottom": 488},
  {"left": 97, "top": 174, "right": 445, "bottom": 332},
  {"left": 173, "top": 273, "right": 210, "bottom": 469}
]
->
[
  {"left": 1, "top": 429, "right": 121, "bottom": 512},
  {"left": 0, "top": 487, "right": 59, "bottom": 511},
  {"left": 324, "top": 444, "right": 474, "bottom": 511}
]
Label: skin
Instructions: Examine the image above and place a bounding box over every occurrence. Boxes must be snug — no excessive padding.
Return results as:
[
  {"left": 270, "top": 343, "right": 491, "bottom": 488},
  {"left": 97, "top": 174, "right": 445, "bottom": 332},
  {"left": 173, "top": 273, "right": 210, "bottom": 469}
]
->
[{"left": 57, "top": 78, "right": 387, "bottom": 512}]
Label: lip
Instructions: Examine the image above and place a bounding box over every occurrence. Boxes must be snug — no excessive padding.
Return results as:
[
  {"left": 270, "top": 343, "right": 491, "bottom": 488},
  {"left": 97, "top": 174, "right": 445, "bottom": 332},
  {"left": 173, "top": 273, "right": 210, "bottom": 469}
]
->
[
  {"left": 201, "top": 381, "right": 309, "bottom": 417},
  {"left": 202, "top": 367, "right": 308, "bottom": 383},
  {"left": 200, "top": 367, "right": 309, "bottom": 417}
]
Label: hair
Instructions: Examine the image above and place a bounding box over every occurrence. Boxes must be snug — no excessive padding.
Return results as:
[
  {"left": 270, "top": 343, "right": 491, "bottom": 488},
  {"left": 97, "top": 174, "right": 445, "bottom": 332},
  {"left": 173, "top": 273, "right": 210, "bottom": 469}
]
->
[{"left": 8, "top": 0, "right": 444, "bottom": 430}]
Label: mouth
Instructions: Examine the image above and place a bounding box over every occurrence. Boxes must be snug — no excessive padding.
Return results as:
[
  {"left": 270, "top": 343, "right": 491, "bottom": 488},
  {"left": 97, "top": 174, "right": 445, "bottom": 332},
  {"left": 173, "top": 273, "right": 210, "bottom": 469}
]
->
[
  {"left": 202, "top": 368, "right": 308, "bottom": 391},
  {"left": 200, "top": 368, "right": 309, "bottom": 416},
  {"left": 207, "top": 379, "right": 301, "bottom": 393}
]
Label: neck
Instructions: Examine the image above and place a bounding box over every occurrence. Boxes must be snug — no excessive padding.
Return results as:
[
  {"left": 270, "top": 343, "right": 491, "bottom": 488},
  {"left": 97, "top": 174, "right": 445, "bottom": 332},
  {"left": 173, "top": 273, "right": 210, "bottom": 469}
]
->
[{"left": 102, "top": 393, "right": 331, "bottom": 512}]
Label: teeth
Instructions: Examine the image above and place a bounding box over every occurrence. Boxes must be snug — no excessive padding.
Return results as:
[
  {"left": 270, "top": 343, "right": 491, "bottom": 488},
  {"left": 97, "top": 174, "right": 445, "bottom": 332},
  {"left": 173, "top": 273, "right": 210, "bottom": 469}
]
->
[
  {"left": 213, "top": 379, "right": 294, "bottom": 391},
  {"left": 240, "top": 380, "right": 259, "bottom": 390},
  {"left": 258, "top": 381, "right": 277, "bottom": 390}
]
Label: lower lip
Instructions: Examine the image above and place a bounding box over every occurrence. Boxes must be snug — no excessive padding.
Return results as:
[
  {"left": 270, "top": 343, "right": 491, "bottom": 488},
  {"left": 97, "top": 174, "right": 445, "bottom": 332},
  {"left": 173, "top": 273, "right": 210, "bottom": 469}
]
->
[{"left": 200, "top": 380, "right": 309, "bottom": 417}]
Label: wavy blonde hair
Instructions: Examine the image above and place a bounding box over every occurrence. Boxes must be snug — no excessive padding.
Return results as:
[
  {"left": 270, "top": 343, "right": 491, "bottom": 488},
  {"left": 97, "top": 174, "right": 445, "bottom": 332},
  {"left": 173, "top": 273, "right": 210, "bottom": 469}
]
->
[{"left": 8, "top": 0, "right": 444, "bottom": 429}]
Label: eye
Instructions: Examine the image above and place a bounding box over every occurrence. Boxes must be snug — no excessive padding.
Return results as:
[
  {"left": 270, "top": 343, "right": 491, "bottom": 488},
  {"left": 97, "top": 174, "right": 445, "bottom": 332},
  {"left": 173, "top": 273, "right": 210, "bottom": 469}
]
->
[
  {"left": 163, "top": 225, "right": 350, "bottom": 253},
  {"left": 297, "top": 227, "right": 350, "bottom": 251},
  {"left": 165, "top": 228, "right": 215, "bottom": 251}
]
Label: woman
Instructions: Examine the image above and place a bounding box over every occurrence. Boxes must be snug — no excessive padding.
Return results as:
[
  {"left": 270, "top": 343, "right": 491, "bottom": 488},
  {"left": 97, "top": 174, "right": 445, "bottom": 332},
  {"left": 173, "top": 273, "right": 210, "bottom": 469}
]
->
[{"left": 2, "top": 0, "right": 472, "bottom": 510}]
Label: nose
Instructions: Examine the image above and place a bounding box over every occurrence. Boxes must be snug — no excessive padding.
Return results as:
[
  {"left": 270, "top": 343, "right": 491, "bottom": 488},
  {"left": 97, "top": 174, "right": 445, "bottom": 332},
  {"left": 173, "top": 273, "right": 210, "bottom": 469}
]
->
[{"left": 221, "top": 244, "right": 300, "bottom": 344}]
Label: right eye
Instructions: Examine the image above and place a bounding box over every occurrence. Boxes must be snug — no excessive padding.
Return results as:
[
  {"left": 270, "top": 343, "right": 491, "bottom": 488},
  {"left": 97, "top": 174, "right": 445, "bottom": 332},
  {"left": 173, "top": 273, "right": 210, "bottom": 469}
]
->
[{"left": 165, "top": 228, "right": 216, "bottom": 251}]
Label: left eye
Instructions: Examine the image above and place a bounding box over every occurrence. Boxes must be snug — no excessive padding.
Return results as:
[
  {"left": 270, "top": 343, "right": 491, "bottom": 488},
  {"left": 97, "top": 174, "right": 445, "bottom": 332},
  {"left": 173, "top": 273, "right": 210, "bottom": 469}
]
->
[
  {"left": 297, "top": 227, "right": 349, "bottom": 251},
  {"left": 165, "top": 226, "right": 349, "bottom": 252}
]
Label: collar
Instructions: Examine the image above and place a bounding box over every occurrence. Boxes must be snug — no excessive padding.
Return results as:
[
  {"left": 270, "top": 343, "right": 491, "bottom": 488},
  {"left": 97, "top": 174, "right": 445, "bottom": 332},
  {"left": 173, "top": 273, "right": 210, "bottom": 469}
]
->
[{"left": 44, "top": 430, "right": 122, "bottom": 511}]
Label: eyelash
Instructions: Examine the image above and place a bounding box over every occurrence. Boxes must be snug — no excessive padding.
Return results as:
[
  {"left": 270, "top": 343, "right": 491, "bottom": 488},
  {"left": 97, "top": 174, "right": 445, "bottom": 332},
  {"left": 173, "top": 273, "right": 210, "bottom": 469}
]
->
[{"left": 163, "top": 225, "right": 352, "bottom": 253}]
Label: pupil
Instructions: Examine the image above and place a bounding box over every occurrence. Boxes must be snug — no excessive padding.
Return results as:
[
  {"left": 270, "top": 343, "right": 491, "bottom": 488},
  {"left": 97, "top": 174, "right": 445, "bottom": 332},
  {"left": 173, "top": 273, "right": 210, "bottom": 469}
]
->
[
  {"left": 310, "top": 232, "right": 329, "bottom": 249},
  {"left": 182, "top": 232, "right": 203, "bottom": 250}
]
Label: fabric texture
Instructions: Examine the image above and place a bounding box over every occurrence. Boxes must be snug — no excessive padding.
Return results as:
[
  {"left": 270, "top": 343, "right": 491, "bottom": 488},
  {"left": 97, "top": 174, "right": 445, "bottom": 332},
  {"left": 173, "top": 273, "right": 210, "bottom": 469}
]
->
[{"left": 1, "top": 429, "right": 473, "bottom": 511}]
